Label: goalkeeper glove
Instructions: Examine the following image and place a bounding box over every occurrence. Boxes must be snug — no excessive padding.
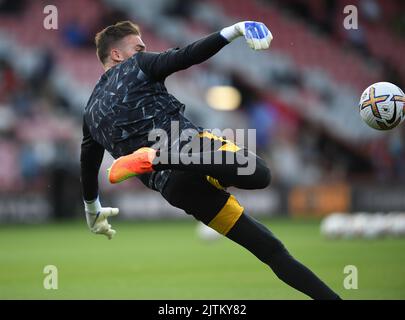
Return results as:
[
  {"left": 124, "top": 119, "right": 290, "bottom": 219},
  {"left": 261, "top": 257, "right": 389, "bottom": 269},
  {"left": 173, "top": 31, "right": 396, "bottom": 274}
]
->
[
  {"left": 220, "top": 21, "right": 273, "bottom": 50},
  {"left": 84, "top": 197, "right": 119, "bottom": 240}
]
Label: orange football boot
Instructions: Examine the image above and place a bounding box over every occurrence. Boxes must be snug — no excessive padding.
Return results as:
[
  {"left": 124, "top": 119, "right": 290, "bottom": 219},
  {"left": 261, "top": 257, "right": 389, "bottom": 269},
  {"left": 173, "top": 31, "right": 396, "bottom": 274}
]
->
[{"left": 108, "top": 147, "right": 156, "bottom": 184}]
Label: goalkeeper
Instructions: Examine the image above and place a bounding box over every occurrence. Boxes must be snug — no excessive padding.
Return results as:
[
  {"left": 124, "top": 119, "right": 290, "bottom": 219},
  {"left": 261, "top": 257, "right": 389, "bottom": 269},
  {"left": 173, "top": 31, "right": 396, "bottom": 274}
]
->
[{"left": 80, "top": 20, "right": 341, "bottom": 300}]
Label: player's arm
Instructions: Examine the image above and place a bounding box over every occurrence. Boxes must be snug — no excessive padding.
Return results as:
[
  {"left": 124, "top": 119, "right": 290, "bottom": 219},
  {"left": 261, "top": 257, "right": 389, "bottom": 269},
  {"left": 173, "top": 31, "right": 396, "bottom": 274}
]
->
[
  {"left": 136, "top": 21, "right": 273, "bottom": 81},
  {"left": 80, "top": 117, "right": 118, "bottom": 240}
]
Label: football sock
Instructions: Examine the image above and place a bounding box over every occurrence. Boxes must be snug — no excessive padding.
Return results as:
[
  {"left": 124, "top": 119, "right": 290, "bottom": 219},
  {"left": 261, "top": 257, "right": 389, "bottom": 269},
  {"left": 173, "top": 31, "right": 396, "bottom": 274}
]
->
[{"left": 226, "top": 214, "right": 342, "bottom": 300}]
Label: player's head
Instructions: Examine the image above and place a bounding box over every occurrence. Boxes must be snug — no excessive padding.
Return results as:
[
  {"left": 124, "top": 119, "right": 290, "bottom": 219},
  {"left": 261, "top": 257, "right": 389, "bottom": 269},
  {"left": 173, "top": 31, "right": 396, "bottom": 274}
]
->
[{"left": 95, "top": 21, "right": 145, "bottom": 70}]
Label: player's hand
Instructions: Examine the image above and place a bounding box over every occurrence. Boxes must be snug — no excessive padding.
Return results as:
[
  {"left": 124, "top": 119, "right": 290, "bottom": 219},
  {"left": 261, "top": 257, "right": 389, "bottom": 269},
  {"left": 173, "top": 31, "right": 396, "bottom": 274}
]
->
[
  {"left": 220, "top": 21, "right": 273, "bottom": 50},
  {"left": 84, "top": 197, "right": 119, "bottom": 240}
]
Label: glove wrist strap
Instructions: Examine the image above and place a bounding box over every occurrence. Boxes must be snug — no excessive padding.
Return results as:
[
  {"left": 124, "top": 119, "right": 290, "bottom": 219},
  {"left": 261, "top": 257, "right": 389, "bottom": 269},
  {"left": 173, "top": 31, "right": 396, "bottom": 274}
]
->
[
  {"left": 84, "top": 196, "right": 101, "bottom": 213},
  {"left": 220, "top": 24, "right": 241, "bottom": 42}
]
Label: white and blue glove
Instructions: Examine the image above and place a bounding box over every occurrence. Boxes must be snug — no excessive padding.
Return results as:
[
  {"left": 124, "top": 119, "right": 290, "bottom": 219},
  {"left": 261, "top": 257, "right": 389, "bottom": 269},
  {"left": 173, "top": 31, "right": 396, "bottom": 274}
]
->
[
  {"left": 220, "top": 21, "right": 273, "bottom": 50},
  {"left": 84, "top": 197, "right": 119, "bottom": 240}
]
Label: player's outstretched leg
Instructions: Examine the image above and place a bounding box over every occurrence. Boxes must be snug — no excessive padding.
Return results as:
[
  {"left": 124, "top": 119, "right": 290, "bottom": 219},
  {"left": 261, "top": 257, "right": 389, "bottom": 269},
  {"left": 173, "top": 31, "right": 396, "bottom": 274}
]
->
[
  {"left": 154, "top": 148, "right": 271, "bottom": 190},
  {"left": 109, "top": 146, "right": 271, "bottom": 189},
  {"left": 161, "top": 170, "right": 341, "bottom": 300},
  {"left": 226, "top": 214, "right": 342, "bottom": 300}
]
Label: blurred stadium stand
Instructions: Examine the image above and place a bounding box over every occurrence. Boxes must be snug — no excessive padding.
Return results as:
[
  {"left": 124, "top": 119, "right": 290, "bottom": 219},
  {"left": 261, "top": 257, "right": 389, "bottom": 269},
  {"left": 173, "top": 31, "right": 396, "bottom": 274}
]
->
[{"left": 0, "top": 0, "right": 404, "bottom": 222}]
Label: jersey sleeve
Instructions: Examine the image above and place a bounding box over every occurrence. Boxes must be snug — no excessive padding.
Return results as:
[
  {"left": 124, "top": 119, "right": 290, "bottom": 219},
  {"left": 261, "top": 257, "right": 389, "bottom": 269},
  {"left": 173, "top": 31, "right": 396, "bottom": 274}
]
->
[
  {"left": 80, "top": 116, "right": 105, "bottom": 201},
  {"left": 136, "top": 31, "right": 229, "bottom": 81}
]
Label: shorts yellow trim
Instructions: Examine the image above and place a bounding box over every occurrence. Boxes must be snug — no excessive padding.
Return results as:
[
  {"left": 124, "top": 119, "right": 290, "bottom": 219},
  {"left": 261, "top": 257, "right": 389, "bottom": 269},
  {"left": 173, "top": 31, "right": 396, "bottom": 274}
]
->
[
  {"left": 198, "top": 131, "right": 226, "bottom": 142},
  {"left": 206, "top": 176, "right": 225, "bottom": 190},
  {"left": 198, "top": 131, "right": 241, "bottom": 152},
  {"left": 218, "top": 143, "right": 241, "bottom": 152},
  {"left": 208, "top": 195, "right": 244, "bottom": 235}
]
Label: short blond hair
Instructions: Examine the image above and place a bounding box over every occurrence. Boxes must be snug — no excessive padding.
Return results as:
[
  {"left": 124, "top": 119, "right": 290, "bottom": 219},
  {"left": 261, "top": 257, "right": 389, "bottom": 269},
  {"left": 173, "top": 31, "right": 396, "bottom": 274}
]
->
[{"left": 95, "top": 21, "right": 141, "bottom": 64}]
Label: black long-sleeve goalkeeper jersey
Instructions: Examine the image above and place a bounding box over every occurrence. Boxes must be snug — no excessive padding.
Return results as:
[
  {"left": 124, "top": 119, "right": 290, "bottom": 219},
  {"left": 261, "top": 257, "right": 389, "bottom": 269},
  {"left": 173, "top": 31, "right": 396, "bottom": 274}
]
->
[{"left": 80, "top": 32, "right": 229, "bottom": 201}]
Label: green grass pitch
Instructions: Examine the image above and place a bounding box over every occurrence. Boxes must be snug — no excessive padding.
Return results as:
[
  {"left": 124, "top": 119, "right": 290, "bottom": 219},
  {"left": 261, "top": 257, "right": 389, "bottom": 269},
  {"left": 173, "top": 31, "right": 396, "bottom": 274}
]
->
[{"left": 0, "top": 218, "right": 404, "bottom": 299}]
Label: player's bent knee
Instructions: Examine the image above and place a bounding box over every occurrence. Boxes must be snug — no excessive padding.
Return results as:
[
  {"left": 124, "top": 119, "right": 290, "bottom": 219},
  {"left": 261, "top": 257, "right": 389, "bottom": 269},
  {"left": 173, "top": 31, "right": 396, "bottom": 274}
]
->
[{"left": 208, "top": 195, "right": 244, "bottom": 235}]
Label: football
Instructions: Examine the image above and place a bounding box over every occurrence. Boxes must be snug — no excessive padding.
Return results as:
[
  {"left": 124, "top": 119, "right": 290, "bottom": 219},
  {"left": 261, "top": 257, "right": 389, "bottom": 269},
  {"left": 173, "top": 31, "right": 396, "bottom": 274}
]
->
[{"left": 359, "top": 82, "right": 405, "bottom": 130}]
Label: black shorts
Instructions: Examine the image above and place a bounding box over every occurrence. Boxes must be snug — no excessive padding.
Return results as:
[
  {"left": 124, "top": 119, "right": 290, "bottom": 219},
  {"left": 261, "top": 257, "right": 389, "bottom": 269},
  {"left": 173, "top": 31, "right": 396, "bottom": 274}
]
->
[
  {"left": 160, "top": 170, "right": 244, "bottom": 235},
  {"left": 138, "top": 131, "right": 245, "bottom": 235}
]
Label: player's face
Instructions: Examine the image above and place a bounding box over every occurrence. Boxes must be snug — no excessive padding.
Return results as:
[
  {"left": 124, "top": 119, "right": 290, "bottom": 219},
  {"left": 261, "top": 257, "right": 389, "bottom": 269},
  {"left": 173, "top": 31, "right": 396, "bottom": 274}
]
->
[{"left": 111, "top": 34, "right": 146, "bottom": 63}]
